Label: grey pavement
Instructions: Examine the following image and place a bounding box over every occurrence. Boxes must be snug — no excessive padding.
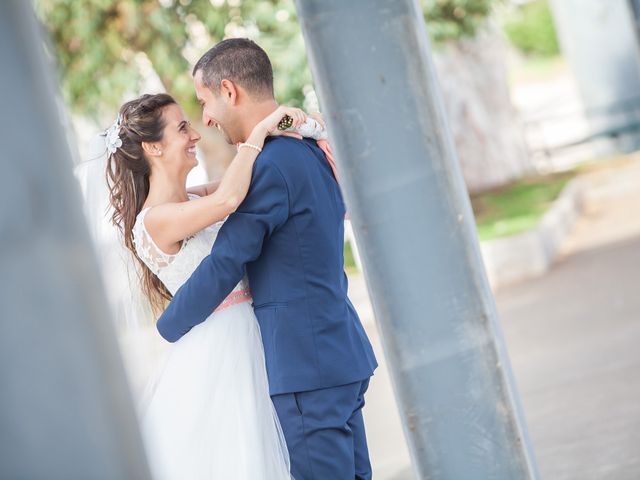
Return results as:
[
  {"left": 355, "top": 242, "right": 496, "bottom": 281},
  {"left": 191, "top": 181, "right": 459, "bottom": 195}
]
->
[{"left": 351, "top": 158, "right": 640, "bottom": 479}]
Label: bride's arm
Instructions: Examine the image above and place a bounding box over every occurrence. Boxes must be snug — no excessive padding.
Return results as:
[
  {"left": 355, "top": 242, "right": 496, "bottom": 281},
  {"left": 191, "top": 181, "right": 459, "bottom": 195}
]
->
[
  {"left": 143, "top": 106, "right": 307, "bottom": 251},
  {"left": 187, "top": 113, "right": 324, "bottom": 197}
]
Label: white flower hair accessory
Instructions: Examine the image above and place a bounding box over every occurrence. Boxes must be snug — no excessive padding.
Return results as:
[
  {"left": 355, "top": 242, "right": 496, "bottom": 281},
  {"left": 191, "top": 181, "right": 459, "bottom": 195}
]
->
[{"left": 103, "top": 114, "right": 123, "bottom": 155}]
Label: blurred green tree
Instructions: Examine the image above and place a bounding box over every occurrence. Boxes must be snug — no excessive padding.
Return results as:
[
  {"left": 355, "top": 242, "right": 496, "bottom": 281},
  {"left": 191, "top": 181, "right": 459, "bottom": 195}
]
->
[
  {"left": 421, "top": 0, "right": 496, "bottom": 44},
  {"left": 35, "top": 0, "right": 497, "bottom": 120},
  {"left": 35, "top": 0, "right": 307, "bottom": 119},
  {"left": 502, "top": 0, "right": 560, "bottom": 57}
]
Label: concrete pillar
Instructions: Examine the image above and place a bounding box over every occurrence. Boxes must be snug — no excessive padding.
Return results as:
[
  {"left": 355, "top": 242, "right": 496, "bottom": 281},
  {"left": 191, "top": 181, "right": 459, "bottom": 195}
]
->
[
  {"left": 0, "top": 2, "right": 151, "bottom": 478},
  {"left": 550, "top": 0, "right": 640, "bottom": 154},
  {"left": 295, "top": 0, "right": 539, "bottom": 477}
]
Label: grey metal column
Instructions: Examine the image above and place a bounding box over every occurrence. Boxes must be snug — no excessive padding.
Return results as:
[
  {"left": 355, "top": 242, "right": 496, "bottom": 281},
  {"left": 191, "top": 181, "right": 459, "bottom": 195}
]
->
[
  {"left": 0, "top": 2, "right": 151, "bottom": 478},
  {"left": 295, "top": 1, "right": 538, "bottom": 478},
  {"left": 630, "top": 0, "right": 640, "bottom": 36},
  {"left": 550, "top": 0, "right": 640, "bottom": 154}
]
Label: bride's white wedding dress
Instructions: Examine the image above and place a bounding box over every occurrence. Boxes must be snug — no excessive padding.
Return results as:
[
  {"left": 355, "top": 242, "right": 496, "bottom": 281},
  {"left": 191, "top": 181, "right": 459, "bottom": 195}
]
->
[{"left": 132, "top": 195, "right": 291, "bottom": 480}]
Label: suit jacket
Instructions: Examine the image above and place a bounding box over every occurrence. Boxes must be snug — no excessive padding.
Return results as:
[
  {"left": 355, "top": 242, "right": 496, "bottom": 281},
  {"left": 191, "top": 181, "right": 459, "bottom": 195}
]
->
[{"left": 157, "top": 136, "right": 377, "bottom": 395}]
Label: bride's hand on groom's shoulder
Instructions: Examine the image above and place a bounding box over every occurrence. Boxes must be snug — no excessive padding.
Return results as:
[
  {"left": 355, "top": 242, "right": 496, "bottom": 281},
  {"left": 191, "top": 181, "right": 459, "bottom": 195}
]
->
[
  {"left": 308, "top": 111, "right": 325, "bottom": 130},
  {"left": 259, "top": 106, "right": 307, "bottom": 136}
]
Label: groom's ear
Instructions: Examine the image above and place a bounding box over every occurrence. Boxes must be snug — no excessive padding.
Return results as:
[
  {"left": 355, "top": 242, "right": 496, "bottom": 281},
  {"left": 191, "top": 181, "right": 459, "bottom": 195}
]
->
[{"left": 220, "top": 79, "right": 238, "bottom": 105}]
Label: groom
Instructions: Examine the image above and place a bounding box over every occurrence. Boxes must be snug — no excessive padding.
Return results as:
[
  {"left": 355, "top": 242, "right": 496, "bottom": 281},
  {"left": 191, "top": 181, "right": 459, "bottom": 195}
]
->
[{"left": 157, "top": 38, "right": 377, "bottom": 479}]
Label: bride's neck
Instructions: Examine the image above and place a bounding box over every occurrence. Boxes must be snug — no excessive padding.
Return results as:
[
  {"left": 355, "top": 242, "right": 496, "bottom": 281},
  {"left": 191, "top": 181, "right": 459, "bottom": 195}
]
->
[{"left": 145, "top": 169, "right": 189, "bottom": 207}]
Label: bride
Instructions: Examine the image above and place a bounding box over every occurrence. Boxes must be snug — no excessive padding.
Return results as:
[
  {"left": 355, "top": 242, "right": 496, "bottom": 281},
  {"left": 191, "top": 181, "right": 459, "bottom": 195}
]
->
[{"left": 103, "top": 92, "right": 319, "bottom": 479}]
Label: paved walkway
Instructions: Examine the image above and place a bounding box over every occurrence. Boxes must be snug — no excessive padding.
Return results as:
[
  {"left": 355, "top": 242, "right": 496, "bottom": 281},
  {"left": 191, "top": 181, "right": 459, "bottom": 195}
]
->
[{"left": 350, "top": 157, "right": 640, "bottom": 479}]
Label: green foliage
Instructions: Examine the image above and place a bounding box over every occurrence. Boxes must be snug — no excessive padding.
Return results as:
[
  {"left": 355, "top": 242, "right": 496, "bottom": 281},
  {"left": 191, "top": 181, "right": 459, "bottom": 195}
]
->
[
  {"left": 502, "top": 0, "right": 560, "bottom": 57},
  {"left": 421, "top": 0, "right": 497, "bottom": 44},
  {"left": 36, "top": 0, "right": 497, "bottom": 120},
  {"left": 35, "top": 0, "right": 309, "bottom": 120},
  {"left": 36, "top": 0, "right": 192, "bottom": 118}
]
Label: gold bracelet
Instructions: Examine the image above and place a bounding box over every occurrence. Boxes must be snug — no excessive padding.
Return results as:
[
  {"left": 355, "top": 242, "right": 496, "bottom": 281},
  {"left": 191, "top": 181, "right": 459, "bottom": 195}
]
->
[{"left": 238, "top": 142, "right": 262, "bottom": 153}]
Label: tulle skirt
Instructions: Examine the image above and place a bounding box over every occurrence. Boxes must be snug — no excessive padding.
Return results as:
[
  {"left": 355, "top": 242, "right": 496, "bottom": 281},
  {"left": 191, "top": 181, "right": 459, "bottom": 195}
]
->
[{"left": 139, "top": 302, "right": 291, "bottom": 480}]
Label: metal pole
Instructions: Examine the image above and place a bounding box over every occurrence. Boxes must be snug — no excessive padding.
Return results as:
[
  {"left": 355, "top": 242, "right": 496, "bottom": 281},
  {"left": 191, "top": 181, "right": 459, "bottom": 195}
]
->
[
  {"left": 550, "top": 0, "right": 640, "bottom": 154},
  {"left": 295, "top": 1, "right": 538, "bottom": 478},
  {"left": 0, "top": 2, "right": 151, "bottom": 478},
  {"left": 629, "top": 0, "right": 640, "bottom": 37}
]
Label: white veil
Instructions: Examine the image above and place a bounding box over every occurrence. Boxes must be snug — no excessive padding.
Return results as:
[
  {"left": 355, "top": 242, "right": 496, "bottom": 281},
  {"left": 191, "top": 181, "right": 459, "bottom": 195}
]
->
[
  {"left": 73, "top": 133, "right": 161, "bottom": 397},
  {"left": 74, "top": 133, "right": 155, "bottom": 330}
]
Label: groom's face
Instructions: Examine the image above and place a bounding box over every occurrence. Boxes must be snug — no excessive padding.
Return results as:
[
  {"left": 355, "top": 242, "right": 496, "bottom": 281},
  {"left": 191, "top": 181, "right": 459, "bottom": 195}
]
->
[{"left": 194, "top": 70, "right": 237, "bottom": 144}]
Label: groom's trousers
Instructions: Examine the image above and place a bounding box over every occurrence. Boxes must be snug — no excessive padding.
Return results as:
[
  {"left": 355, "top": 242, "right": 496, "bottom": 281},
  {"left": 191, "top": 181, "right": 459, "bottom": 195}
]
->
[{"left": 271, "top": 378, "right": 372, "bottom": 480}]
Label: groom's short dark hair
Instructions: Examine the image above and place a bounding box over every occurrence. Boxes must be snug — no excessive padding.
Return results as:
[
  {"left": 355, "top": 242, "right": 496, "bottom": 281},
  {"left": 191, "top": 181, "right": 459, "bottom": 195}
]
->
[{"left": 193, "top": 38, "right": 274, "bottom": 100}]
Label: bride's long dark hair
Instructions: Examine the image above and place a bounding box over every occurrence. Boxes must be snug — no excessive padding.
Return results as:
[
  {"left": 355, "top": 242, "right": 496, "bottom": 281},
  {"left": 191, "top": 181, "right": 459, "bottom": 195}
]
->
[{"left": 106, "top": 93, "right": 176, "bottom": 314}]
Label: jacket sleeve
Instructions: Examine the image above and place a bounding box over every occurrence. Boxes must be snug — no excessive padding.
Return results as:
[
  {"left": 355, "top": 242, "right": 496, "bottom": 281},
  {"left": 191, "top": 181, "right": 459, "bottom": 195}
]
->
[{"left": 156, "top": 159, "right": 289, "bottom": 342}]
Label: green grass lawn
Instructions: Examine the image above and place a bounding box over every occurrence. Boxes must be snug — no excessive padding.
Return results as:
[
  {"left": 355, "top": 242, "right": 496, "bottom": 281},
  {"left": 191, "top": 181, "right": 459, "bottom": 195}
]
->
[
  {"left": 471, "top": 171, "right": 576, "bottom": 241},
  {"left": 344, "top": 240, "right": 358, "bottom": 273}
]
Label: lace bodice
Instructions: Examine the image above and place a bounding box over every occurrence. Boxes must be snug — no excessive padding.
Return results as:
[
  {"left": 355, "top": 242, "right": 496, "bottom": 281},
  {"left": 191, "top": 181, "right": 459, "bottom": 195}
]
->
[{"left": 132, "top": 195, "right": 248, "bottom": 296}]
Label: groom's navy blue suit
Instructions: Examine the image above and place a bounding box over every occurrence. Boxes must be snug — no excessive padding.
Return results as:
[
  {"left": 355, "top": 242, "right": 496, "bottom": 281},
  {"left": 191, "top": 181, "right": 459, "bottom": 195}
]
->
[{"left": 157, "top": 136, "right": 377, "bottom": 479}]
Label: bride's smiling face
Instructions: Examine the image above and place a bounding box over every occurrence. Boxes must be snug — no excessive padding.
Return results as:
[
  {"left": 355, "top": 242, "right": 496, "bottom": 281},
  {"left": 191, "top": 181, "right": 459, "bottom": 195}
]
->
[{"left": 151, "top": 104, "right": 201, "bottom": 173}]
